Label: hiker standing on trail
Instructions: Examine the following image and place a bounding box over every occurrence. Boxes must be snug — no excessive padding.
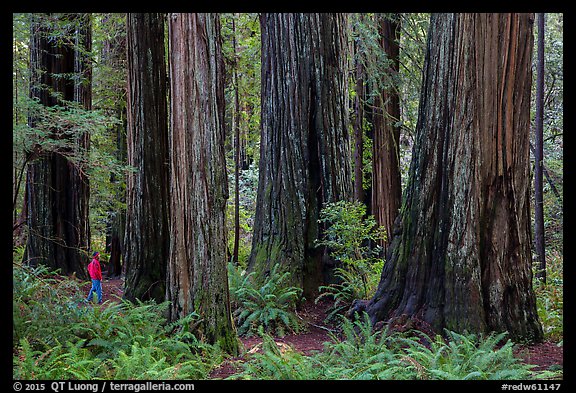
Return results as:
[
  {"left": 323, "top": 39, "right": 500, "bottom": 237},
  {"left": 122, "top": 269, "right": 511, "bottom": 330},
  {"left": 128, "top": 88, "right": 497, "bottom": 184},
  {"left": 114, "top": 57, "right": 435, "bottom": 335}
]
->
[{"left": 86, "top": 251, "right": 103, "bottom": 304}]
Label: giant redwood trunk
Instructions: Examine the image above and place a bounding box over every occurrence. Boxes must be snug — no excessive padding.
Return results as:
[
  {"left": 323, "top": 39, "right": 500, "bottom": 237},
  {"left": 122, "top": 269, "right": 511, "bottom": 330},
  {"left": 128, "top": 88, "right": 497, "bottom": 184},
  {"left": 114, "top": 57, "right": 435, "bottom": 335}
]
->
[
  {"left": 371, "top": 13, "right": 402, "bottom": 252},
  {"left": 123, "top": 13, "right": 169, "bottom": 303},
  {"left": 364, "top": 13, "right": 543, "bottom": 343},
  {"left": 24, "top": 13, "right": 92, "bottom": 279},
  {"left": 248, "top": 13, "right": 352, "bottom": 298},
  {"left": 166, "top": 13, "right": 238, "bottom": 355}
]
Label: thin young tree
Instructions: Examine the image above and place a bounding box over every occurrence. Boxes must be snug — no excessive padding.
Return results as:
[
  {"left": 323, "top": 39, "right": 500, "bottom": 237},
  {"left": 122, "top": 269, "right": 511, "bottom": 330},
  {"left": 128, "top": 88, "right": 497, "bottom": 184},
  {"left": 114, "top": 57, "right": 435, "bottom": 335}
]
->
[
  {"left": 166, "top": 13, "right": 238, "bottom": 355},
  {"left": 353, "top": 14, "right": 365, "bottom": 203},
  {"left": 24, "top": 13, "right": 92, "bottom": 278},
  {"left": 534, "top": 13, "right": 546, "bottom": 283},
  {"left": 232, "top": 14, "right": 241, "bottom": 265},
  {"left": 248, "top": 13, "right": 352, "bottom": 297},
  {"left": 99, "top": 14, "right": 128, "bottom": 279},
  {"left": 358, "top": 13, "right": 543, "bottom": 343},
  {"left": 123, "top": 13, "right": 169, "bottom": 303}
]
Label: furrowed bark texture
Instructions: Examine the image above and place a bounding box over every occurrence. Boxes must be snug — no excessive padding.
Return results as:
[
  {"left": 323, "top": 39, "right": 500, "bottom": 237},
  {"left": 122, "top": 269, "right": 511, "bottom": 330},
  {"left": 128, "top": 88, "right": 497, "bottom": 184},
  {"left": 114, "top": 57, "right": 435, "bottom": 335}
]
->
[
  {"left": 167, "top": 13, "right": 238, "bottom": 355},
  {"left": 371, "top": 14, "right": 402, "bottom": 252},
  {"left": 353, "top": 20, "right": 365, "bottom": 203},
  {"left": 248, "top": 13, "right": 352, "bottom": 298},
  {"left": 123, "top": 13, "right": 169, "bottom": 303},
  {"left": 25, "top": 13, "right": 91, "bottom": 279},
  {"left": 366, "top": 13, "right": 543, "bottom": 343}
]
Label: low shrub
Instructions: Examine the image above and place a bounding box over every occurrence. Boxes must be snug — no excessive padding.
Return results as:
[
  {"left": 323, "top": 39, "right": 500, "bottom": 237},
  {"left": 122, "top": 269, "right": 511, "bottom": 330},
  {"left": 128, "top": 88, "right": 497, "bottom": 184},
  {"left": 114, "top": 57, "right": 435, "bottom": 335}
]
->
[
  {"left": 12, "top": 262, "right": 222, "bottom": 380},
  {"left": 228, "top": 262, "right": 303, "bottom": 337}
]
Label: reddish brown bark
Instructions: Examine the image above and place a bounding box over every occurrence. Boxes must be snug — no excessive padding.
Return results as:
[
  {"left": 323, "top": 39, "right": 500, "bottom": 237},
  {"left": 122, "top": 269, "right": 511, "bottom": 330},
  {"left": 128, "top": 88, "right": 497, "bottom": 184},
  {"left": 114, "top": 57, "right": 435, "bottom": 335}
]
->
[
  {"left": 24, "top": 13, "right": 92, "bottom": 278},
  {"left": 248, "top": 13, "right": 353, "bottom": 298},
  {"left": 123, "top": 13, "right": 169, "bottom": 303},
  {"left": 166, "top": 13, "right": 238, "bottom": 355},
  {"left": 365, "top": 13, "right": 543, "bottom": 343},
  {"left": 371, "top": 14, "right": 402, "bottom": 253}
]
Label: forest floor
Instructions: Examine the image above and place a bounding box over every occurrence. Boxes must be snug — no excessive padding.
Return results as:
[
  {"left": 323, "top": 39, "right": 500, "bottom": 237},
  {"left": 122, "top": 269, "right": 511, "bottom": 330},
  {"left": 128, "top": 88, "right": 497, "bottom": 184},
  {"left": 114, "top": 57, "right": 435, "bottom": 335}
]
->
[{"left": 85, "top": 275, "right": 563, "bottom": 379}]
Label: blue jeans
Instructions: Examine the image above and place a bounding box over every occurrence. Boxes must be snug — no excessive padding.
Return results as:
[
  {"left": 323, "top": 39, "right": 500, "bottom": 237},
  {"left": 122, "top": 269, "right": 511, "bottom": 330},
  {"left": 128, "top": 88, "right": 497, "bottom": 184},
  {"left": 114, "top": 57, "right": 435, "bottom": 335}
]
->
[{"left": 86, "top": 279, "right": 102, "bottom": 303}]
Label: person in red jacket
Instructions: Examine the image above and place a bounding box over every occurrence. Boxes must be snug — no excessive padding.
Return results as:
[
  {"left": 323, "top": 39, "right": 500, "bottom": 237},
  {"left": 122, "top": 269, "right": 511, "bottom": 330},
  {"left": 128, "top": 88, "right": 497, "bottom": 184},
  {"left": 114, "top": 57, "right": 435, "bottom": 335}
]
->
[{"left": 85, "top": 251, "right": 103, "bottom": 304}]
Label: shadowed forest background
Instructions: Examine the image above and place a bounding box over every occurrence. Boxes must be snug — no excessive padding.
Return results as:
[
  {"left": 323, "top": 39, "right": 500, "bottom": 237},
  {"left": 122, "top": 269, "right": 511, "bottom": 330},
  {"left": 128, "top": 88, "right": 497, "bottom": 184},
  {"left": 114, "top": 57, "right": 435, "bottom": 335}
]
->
[{"left": 13, "top": 12, "right": 563, "bottom": 381}]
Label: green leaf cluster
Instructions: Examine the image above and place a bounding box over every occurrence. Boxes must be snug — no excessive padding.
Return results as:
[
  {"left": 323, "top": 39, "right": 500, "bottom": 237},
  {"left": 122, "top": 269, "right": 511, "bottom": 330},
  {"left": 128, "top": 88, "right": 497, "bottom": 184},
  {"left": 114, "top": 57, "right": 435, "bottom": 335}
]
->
[
  {"left": 315, "top": 200, "right": 385, "bottom": 322},
  {"left": 231, "top": 313, "right": 558, "bottom": 380},
  {"left": 13, "top": 262, "right": 222, "bottom": 380},
  {"left": 228, "top": 263, "right": 303, "bottom": 337},
  {"left": 533, "top": 251, "right": 563, "bottom": 341}
]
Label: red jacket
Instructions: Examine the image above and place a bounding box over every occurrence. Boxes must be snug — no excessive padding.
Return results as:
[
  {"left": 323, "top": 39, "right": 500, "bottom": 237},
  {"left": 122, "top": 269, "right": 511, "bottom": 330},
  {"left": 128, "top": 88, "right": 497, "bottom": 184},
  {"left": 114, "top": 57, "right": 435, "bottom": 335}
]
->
[{"left": 88, "top": 258, "right": 102, "bottom": 280}]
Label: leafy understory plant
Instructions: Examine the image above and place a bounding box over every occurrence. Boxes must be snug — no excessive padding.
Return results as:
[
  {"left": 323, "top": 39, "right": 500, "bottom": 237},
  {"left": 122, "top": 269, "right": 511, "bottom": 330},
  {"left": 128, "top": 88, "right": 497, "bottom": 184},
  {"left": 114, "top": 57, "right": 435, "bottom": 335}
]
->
[
  {"left": 14, "top": 338, "right": 100, "bottom": 380},
  {"left": 228, "top": 262, "right": 303, "bottom": 337},
  {"left": 12, "top": 262, "right": 223, "bottom": 380},
  {"left": 533, "top": 251, "right": 563, "bottom": 342},
  {"left": 230, "top": 329, "right": 324, "bottom": 380},
  {"left": 315, "top": 201, "right": 385, "bottom": 323},
  {"left": 394, "top": 329, "right": 546, "bottom": 380},
  {"left": 233, "top": 312, "right": 555, "bottom": 381}
]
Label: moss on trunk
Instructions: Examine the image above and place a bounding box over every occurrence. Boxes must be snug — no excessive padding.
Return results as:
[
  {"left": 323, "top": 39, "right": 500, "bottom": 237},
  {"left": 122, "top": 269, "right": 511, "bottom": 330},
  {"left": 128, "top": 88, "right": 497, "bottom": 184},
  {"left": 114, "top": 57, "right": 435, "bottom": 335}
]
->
[
  {"left": 366, "top": 13, "right": 543, "bottom": 343},
  {"left": 248, "top": 13, "right": 352, "bottom": 299}
]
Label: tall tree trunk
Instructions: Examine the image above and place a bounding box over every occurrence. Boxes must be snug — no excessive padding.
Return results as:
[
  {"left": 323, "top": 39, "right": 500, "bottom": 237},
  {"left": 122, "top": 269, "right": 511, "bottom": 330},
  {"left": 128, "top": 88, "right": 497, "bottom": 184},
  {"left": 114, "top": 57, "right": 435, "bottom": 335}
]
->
[
  {"left": 24, "top": 13, "right": 92, "bottom": 279},
  {"left": 353, "top": 21, "right": 365, "bottom": 203},
  {"left": 534, "top": 13, "right": 546, "bottom": 283},
  {"left": 167, "top": 13, "right": 238, "bottom": 355},
  {"left": 248, "top": 13, "right": 352, "bottom": 298},
  {"left": 107, "top": 111, "right": 127, "bottom": 279},
  {"left": 232, "top": 14, "right": 241, "bottom": 265},
  {"left": 371, "top": 13, "right": 402, "bottom": 253},
  {"left": 363, "top": 13, "right": 543, "bottom": 343},
  {"left": 123, "top": 13, "right": 169, "bottom": 303}
]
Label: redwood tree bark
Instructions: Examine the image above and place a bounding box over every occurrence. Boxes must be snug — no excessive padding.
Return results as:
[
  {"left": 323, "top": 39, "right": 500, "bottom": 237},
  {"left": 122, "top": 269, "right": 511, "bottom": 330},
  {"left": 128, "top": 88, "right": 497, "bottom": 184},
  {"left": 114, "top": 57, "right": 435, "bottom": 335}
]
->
[
  {"left": 232, "top": 15, "right": 241, "bottom": 265},
  {"left": 123, "top": 13, "right": 169, "bottom": 303},
  {"left": 353, "top": 20, "right": 365, "bottom": 203},
  {"left": 364, "top": 13, "right": 543, "bottom": 343},
  {"left": 371, "top": 13, "right": 402, "bottom": 253},
  {"left": 166, "top": 13, "right": 238, "bottom": 355},
  {"left": 24, "top": 13, "right": 92, "bottom": 279},
  {"left": 248, "top": 13, "right": 352, "bottom": 298}
]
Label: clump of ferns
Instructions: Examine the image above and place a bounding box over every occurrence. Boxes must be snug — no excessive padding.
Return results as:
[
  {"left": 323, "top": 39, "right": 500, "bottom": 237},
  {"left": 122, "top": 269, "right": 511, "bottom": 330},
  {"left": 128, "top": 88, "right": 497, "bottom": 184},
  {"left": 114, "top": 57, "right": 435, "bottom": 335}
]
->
[{"left": 228, "top": 262, "right": 304, "bottom": 337}]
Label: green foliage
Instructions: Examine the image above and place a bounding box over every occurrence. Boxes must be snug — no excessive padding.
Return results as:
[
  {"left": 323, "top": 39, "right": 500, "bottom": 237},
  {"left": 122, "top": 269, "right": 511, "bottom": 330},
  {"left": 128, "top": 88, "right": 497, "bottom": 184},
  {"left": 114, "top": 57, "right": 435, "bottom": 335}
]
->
[
  {"left": 228, "top": 263, "right": 303, "bottom": 337},
  {"left": 230, "top": 329, "right": 324, "bottom": 380},
  {"left": 13, "top": 262, "right": 223, "bottom": 380},
  {"left": 315, "top": 268, "right": 358, "bottom": 323},
  {"left": 225, "top": 166, "right": 259, "bottom": 268},
  {"left": 393, "top": 329, "right": 539, "bottom": 380},
  {"left": 349, "top": 13, "right": 429, "bottom": 190},
  {"left": 314, "top": 313, "right": 403, "bottom": 379},
  {"left": 316, "top": 200, "right": 385, "bottom": 261},
  {"left": 13, "top": 262, "right": 88, "bottom": 348},
  {"left": 533, "top": 251, "right": 563, "bottom": 342},
  {"left": 100, "top": 335, "right": 220, "bottom": 380},
  {"left": 14, "top": 338, "right": 100, "bottom": 380},
  {"left": 231, "top": 313, "right": 555, "bottom": 380},
  {"left": 221, "top": 13, "right": 262, "bottom": 164},
  {"left": 529, "top": 13, "right": 563, "bottom": 257},
  {"left": 12, "top": 13, "right": 130, "bottom": 251},
  {"left": 315, "top": 201, "right": 385, "bottom": 322}
]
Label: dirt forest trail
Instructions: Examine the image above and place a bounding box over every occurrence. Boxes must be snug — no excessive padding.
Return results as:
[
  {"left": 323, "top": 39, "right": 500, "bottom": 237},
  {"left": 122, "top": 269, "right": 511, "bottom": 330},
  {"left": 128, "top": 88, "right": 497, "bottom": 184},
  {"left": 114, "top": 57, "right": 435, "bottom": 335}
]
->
[{"left": 86, "top": 274, "right": 562, "bottom": 380}]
